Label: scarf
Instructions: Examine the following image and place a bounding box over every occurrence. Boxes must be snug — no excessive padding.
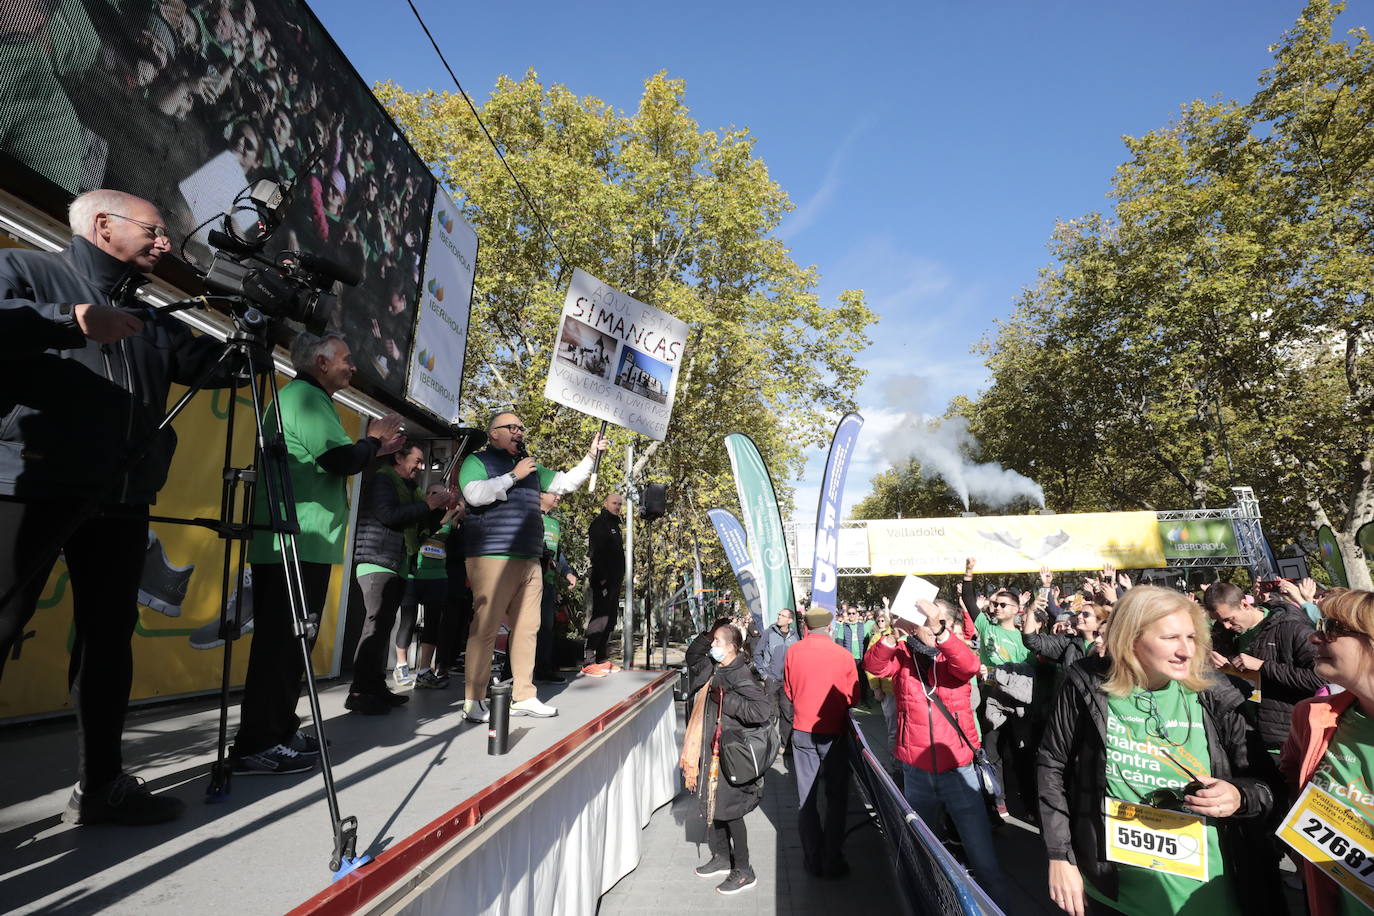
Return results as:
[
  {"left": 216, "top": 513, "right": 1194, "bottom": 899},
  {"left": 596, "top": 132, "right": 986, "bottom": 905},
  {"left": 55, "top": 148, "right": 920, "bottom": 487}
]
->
[{"left": 680, "top": 682, "right": 712, "bottom": 791}]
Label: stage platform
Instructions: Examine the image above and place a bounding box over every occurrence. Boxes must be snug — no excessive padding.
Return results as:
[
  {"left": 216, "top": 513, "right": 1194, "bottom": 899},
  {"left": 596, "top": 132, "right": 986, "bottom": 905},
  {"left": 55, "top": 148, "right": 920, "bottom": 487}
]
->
[{"left": 0, "top": 669, "right": 679, "bottom": 915}]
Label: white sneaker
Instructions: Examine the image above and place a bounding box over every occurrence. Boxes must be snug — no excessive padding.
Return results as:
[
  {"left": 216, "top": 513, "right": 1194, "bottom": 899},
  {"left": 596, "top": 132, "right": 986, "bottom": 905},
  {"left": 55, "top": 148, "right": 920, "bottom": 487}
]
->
[
  {"left": 464, "top": 699, "right": 489, "bottom": 723},
  {"left": 509, "top": 697, "right": 558, "bottom": 718}
]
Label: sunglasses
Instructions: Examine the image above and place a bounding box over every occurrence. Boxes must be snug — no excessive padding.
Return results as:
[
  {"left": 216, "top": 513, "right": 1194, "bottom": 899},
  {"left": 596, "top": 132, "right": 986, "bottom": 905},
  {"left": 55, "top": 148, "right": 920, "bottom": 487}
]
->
[
  {"left": 1315, "top": 617, "right": 1366, "bottom": 640},
  {"left": 1138, "top": 749, "right": 1206, "bottom": 811}
]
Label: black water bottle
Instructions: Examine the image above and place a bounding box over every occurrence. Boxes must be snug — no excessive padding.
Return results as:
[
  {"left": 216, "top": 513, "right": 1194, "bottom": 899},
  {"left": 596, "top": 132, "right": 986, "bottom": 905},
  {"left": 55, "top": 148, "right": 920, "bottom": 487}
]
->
[{"left": 487, "top": 680, "right": 511, "bottom": 755}]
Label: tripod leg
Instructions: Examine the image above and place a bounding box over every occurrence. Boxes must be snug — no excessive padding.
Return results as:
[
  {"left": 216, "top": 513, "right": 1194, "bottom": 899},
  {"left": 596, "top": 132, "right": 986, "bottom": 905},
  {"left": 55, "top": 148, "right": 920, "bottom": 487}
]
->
[{"left": 247, "top": 369, "right": 369, "bottom": 878}]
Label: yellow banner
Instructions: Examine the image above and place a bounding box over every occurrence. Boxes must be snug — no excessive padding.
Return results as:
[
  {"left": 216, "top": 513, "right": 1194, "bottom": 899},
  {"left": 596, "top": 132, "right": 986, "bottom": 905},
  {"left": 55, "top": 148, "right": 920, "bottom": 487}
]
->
[
  {"left": 0, "top": 381, "right": 359, "bottom": 721},
  {"left": 1279, "top": 782, "right": 1374, "bottom": 910},
  {"left": 866, "top": 511, "right": 1166, "bottom": 575}
]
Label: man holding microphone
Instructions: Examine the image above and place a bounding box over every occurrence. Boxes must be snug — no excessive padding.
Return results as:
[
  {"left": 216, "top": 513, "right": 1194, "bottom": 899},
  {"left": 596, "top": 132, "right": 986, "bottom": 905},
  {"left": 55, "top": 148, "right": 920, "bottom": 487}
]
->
[{"left": 458, "top": 412, "right": 607, "bottom": 722}]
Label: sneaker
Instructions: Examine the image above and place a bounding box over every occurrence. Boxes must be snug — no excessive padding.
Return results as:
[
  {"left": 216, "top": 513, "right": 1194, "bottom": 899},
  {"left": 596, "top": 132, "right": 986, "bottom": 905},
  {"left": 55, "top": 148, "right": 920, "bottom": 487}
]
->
[
  {"left": 393, "top": 664, "right": 415, "bottom": 688},
  {"left": 533, "top": 670, "right": 567, "bottom": 684},
  {"left": 344, "top": 692, "right": 391, "bottom": 715},
  {"left": 414, "top": 669, "right": 450, "bottom": 689},
  {"left": 61, "top": 774, "right": 185, "bottom": 825},
  {"left": 716, "top": 868, "right": 757, "bottom": 895},
  {"left": 995, "top": 800, "right": 1009, "bottom": 819},
  {"left": 464, "top": 699, "right": 489, "bottom": 723},
  {"left": 695, "top": 855, "right": 732, "bottom": 879},
  {"left": 605, "top": 661, "right": 622, "bottom": 673},
  {"left": 138, "top": 530, "right": 194, "bottom": 617},
  {"left": 581, "top": 662, "right": 609, "bottom": 678},
  {"left": 510, "top": 696, "right": 558, "bottom": 718},
  {"left": 287, "top": 730, "right": 323, "bottom": 757},
  {"left": 233, "top": 744, "right": 314, "bottom": 775}
]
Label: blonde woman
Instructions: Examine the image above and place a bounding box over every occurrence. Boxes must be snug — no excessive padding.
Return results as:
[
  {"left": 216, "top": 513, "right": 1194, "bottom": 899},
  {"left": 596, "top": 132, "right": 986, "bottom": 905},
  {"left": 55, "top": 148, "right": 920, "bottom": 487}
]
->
[{"left": 1037, "top": 586, "right": 1284, "bottom": 915}]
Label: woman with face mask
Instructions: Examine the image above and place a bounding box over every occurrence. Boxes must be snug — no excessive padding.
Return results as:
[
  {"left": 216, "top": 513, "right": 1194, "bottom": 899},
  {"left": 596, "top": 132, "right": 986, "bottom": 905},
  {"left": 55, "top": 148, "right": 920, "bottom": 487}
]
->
[
  {"left": 1281, "top": 589, "right": 1374, "bottom": 916},
  {"left": 680, "top": 622, "right": 772, "bottom": 896},
  {"left": 1038, "top": 586, "right": 1284, "bottom": 916}
]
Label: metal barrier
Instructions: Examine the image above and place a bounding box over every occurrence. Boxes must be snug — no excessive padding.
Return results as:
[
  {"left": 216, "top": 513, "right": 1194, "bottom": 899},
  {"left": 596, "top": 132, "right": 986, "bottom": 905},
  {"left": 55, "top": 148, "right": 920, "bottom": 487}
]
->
[{"left": 847, "top": 713, "right": 1005, "bottom": 916}]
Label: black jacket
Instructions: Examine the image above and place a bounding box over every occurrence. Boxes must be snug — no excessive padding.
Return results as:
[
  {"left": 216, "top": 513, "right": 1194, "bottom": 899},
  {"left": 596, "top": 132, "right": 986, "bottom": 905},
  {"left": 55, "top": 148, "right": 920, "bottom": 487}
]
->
[
  {"left": 0, "top": 237, "right": 229, "bottom": 504},
  {"left": 588, "top": 508, "right": 625, "bottom": 584},
  {"left": 352, "top": 469, "right": 440, "bottom": 575},
  {"left": 696, "top": 653, "right": 772, "bottom": 821},
  {"left": 1022, "top": 630, "right": 1093, "bottom": 668},
  {"left": 1038, "top": 657, "right": 1287, "bottom": 914},
  {"left": 1212, "top": 600, "right": 1323, "bottom": 748}
]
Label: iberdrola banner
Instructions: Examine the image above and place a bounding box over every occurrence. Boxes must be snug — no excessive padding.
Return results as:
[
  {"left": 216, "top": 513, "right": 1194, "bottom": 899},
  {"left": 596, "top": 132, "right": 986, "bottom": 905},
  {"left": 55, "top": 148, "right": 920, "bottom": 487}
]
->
[
  {"left": 707, "top": 508, "right": 763, "bottom": 623},
  {"left": 810, "top": 412, "right": 863, "bottom": 615},
  {"left": 724, "top": 433, "right": 794, "bottom": 627},
  {"left": 867, "top": 511, "right": 1166, "bottom": 575}
]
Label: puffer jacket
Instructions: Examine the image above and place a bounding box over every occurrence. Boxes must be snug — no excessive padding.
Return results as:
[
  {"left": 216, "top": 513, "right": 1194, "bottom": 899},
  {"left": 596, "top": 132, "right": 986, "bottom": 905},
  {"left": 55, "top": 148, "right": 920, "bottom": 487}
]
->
[
  {"left": 1213, "top": 599, "right": 1323, "bottom": 748},
  {"left": 1038, "top": 656, "right": 1287, "bottom": 914},
  {"left": 0, "top": 237, "right": 229, "bottom": 503},
  {"left": 696, "top": 652, "right": 773, "bottom": 821},
  {"left": 352, "top": 468, "right": 440, "bottom": 575},
  {"left": 863, "top": 630, "right": 980, "bottom": 772}
]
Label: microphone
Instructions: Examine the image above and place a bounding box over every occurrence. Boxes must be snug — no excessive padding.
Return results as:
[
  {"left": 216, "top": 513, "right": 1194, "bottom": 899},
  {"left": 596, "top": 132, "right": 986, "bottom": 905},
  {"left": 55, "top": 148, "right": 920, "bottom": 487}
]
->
[
  {"left": 207, "top": 228, "right": 260, "bottom": 257},
  {"left": 296, "top": 252, "right": 361, "bottom": 288},
  {"left": 514, "top": 440, "right": 529, "bottom": 461}
]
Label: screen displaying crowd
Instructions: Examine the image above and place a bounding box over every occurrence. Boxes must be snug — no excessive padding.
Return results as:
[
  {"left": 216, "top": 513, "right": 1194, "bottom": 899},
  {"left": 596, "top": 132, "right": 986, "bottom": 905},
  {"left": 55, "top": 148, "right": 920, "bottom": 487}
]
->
[{"left": 0, "top": 0, "right": 435, "bottom": 396}]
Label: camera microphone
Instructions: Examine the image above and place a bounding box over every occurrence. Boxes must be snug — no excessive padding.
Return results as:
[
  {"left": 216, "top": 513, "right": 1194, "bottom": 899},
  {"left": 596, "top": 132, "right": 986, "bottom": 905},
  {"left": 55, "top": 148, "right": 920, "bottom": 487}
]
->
[
  {"left": 207, "top": 228, "right": 259, "bottom": 258},
  {"left": 514, "top": 440, "right": 529, "bottom": 461}
]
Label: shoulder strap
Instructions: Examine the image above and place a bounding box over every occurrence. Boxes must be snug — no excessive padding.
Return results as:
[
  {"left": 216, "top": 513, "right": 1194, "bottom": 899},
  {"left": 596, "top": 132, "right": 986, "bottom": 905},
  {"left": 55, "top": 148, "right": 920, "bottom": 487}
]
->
[{"left": 925, "top": 674, "right": 978, "bottom": 754}]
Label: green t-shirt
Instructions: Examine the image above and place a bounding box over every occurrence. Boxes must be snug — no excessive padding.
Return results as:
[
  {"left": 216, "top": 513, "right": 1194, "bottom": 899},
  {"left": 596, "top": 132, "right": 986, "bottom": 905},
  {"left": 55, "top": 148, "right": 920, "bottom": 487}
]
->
[
  {"left": 458, "top": 453, "right": 555, "bottom": 560},
  {"left": 1309, "top": 705, "right": 1374, "bottom": 915},
  {"left": 975, "top": 613, "right": 1030, "bottom": 667},
  {"left": 1094, "top": 682, "right": 1238, "bottom": 916},
  {"left": 415, "top": 523, "right": 453, "bottom": 580},
  {"left": 542, "top": 514, "right": 562, "bottom": 585},
  {"left": 247, "top": 379, "right": 354, "bottom": 565},
  {"left": 1236, "top": 610, "right": 1270, "bottom": 654}
]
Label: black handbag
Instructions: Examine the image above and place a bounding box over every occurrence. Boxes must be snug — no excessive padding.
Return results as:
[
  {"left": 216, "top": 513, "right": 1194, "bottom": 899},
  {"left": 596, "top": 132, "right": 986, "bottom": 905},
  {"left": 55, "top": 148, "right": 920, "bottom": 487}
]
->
[
  {"left": 927, "top": 686, "right": 1003, "bottom": 799},
  {"left": 717, "top": 690, "right": 780, "bottom": 786}
]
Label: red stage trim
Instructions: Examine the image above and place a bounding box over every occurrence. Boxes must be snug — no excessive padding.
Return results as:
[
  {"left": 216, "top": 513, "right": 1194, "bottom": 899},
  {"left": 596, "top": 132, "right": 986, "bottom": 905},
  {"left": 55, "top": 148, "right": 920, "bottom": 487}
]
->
[{"left": 288, "top": 670, "right": 677, "bottom": 916}]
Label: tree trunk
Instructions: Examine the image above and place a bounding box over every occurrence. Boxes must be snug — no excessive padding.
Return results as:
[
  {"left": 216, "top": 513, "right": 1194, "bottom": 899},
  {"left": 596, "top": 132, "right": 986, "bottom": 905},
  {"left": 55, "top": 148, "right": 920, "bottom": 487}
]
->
[{"left": 1336, "top": 532, "right": 1373, "bottom": 590}]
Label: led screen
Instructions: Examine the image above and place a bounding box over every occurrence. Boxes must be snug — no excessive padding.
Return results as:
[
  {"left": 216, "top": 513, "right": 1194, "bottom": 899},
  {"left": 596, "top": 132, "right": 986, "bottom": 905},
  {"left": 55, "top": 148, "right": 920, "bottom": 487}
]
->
[{"left": 0, "top": 0, "right": 435, "bottom": 395}]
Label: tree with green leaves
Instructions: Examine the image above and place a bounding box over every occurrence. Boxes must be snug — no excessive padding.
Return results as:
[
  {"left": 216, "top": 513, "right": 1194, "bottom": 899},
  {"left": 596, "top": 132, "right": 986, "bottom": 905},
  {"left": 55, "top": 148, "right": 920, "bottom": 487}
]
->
[
  {"left": 375, "top": 71, "right": 876, "bottom": 609},
  {"left": 959, "top": 0, "right": 1374, "bottom": 586}
]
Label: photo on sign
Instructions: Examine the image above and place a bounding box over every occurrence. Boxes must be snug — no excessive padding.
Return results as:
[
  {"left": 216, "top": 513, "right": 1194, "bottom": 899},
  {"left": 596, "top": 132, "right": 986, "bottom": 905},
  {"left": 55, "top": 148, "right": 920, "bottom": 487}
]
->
[
  {"left": 556, "top": 317, "right": 617, "bottom": 381},
  {"left": 614, "top": 347, "right": 672, "bottom": 404}
]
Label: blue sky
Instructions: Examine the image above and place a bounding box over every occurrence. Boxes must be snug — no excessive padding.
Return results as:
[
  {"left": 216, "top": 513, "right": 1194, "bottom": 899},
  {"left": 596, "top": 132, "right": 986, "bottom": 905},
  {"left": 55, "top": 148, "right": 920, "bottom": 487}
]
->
[{"left": 314, "top": 0, "right": 1350, "bottom": 522}]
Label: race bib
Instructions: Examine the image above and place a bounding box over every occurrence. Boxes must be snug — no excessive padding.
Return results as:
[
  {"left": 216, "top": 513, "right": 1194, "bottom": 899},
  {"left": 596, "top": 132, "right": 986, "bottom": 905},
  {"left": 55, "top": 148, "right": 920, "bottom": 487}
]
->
[
  {"left": 1279, "top": 782, "right": 1374, "bottom": 909},
  {"left": 419, "top": 539, "right": 447, "bottom": 560},
  {"left": 1104, "top": 797, "right": 1208, "bottom": 881}
]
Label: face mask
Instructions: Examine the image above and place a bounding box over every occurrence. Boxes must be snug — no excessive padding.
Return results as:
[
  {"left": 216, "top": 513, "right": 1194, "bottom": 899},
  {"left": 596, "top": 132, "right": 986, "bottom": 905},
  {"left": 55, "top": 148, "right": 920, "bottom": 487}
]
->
[{"left": 709, "top": 646, "right": 726, "bottom": 663}]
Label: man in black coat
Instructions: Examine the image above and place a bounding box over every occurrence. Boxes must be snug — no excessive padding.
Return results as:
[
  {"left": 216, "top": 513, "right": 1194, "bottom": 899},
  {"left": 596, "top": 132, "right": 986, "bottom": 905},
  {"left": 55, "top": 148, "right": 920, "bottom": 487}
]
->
[
  {"left": 0, "top": 189, "right": 228, "bottom": 825},
  {"left": 1204, "top": 581, "right": 1324, "bottom": 750},
  {"left": 582, "top": 492, "right": 624, "bottom": 673}
]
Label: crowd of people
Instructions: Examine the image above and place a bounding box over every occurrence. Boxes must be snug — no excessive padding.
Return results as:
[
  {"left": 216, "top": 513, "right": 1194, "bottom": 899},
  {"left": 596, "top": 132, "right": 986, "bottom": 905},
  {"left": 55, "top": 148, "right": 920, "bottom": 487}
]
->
[{"left": 676, "top": 556, "right": 1374, "bottom": 914}]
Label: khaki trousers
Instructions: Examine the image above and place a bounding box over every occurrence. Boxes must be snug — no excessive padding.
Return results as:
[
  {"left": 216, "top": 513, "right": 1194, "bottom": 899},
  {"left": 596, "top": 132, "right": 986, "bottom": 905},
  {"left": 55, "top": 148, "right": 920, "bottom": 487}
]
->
[{"left": 464, "top": 556, "right": 542, "bottom": 702}]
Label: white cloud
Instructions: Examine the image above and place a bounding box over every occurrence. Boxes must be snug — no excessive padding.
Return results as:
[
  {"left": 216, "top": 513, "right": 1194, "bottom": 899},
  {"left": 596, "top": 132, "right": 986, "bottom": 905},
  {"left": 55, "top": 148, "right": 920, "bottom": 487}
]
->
[{"left": 778, "top": 121, "right": 868, "bottom": 241}]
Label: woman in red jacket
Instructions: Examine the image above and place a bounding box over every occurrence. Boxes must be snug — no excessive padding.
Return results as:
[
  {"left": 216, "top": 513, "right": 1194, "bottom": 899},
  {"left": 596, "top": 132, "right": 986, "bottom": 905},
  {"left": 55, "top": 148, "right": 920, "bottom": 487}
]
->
[
  {"left": 863, "top": 598, "right": 1011, "bottom": 906},
  {"left": 1280, "top": 588, "right": 1374, "bottom": 916}
]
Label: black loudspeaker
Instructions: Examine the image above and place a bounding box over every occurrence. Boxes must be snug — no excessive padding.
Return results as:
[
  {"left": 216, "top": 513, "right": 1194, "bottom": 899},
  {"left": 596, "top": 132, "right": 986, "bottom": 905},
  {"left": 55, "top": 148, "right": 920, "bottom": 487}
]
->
[{"left": 640, "top": 483, "right": 667, "bottom": 521}]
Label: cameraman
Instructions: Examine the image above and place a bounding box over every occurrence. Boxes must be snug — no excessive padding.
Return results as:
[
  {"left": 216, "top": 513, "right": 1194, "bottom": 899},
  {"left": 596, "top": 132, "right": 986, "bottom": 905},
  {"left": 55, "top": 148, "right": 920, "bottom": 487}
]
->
[
  {"left": 0, "top": 189, "right": 233, "bottom": 825},
  {"left": 231, "top": 332, "right": 403, "bottom": 773}
]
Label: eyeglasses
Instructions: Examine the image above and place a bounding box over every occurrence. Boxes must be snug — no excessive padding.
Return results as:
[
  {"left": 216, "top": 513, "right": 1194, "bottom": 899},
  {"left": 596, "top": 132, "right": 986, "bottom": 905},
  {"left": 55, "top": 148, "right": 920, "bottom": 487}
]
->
[
  {"left": 1315, "top": 617, "right": 1366, "bottom": 640},
  {"left": 103, "top": 212, "right": 169, "bottom": 240},
  {"left": 493, "top": 424, "right": 526, "bottom": 433}
]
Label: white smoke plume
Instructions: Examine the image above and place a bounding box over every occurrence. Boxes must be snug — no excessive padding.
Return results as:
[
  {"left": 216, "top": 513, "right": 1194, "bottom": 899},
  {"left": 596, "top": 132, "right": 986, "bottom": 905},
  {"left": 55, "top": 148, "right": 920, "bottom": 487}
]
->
[{"left": 880, "top": 375, "right": 1044, "bottom": 510}]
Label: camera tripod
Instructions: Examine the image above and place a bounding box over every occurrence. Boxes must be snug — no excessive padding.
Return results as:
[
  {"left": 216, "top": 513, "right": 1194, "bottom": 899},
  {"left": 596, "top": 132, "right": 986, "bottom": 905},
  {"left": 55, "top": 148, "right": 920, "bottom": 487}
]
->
[{"left": 149, "top": 304, "right": 367, "bottom": 879}]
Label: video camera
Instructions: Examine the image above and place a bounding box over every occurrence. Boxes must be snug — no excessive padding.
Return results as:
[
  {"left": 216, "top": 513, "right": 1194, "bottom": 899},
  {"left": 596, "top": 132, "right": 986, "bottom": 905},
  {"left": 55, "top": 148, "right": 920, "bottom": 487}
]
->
[{"left": 199, "top": 176, "right": 356, "bottom": 334}]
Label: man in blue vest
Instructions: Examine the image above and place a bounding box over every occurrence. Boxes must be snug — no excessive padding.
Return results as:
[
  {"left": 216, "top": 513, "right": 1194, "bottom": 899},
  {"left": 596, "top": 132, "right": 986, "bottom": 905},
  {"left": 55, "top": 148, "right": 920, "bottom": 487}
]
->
[{"left": 458, "top": 412, "right": 606, "bottom": 722}]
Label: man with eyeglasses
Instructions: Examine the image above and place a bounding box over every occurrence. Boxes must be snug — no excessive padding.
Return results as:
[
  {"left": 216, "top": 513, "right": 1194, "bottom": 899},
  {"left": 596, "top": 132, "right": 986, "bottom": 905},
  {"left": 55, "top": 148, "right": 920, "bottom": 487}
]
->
[
  {"left": 457, "top": 412, "right": 607, "bottom": 721},
  {"left": 0, "top": 189, "right": 232, "bottom": 825},
  {"left": 1203, "top": 580, "right": 1323, "bottom": 752}
]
